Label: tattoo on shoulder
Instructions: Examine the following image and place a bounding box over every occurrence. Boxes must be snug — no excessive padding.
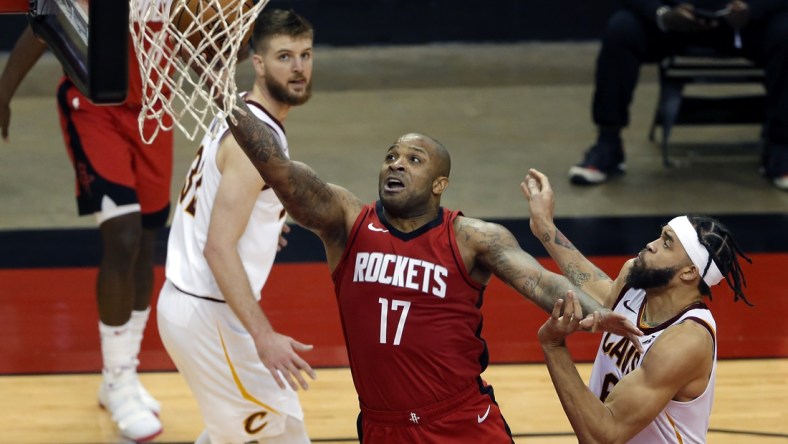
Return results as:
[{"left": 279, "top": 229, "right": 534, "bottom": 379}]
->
[
  {"left": 230, "top": 107, "right": 283, "bottom": 164},
  {"left": 454, "top": 217, "right": 477, "bottom": 242},
  {"left": 457, "top": 218, "right": 538, "bottom": 279},
  {"left": 456, "top": 219, "right": 517, "bottom": 251}
]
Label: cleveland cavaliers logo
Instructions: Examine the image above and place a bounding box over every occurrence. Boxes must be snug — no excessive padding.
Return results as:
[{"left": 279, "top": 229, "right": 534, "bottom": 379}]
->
[{"left": 244, "top": 410, "right": 269, "bottom": 435}]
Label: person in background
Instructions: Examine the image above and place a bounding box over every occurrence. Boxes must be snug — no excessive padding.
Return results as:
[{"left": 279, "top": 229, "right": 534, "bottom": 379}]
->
[{"left": 568, "top": 0, "right": 788, "bottom": 190}]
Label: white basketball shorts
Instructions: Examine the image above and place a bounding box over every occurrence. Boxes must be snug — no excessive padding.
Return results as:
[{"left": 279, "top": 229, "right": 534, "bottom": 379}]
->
[{"left": 157, "top": 279, "right": 309, "bottom": 444}]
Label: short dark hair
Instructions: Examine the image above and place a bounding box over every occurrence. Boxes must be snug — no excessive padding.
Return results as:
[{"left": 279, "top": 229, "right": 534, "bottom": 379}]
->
[
  {"left": 688, "top": 215, "right": 753, "bottom": 306},
  {"left": 425, "top": 134, "right": 451, "bottom": 177},
  {"left": 251, "top": 9, "right": 314, "bottom": 53}
]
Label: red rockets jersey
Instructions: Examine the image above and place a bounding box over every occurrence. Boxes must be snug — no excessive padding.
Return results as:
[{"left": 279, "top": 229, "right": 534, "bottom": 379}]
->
[{"left": 331, "top": 202, "right": 489, "bottom": 411}]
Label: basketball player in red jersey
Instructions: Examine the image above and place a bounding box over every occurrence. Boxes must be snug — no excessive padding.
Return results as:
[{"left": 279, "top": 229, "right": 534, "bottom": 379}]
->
[
  {"left": 0, "top": 16, "right": 170, "bottom": 443},
  {"left": 220, "top": 103, "right": 645, "bottom": 442}
]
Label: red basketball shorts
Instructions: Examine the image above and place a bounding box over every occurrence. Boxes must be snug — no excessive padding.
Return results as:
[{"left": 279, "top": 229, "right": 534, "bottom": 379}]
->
[
  {"left": 359, "top": 380, "right": 513, "bottom": 443},
  {"left": 56, "top": 77, "right": 173, "bottom": 228}
]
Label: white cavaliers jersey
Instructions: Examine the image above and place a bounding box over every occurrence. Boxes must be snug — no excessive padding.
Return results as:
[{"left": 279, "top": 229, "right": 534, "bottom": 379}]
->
[
  {"left": 165, "top": 99, "right": 288, "bottom": 301},
  {"left": 589, "top": 286, "right": 717, "bottom": 444}
]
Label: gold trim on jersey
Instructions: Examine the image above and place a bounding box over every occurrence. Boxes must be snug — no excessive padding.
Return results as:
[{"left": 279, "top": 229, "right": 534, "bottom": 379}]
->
[{"left": 218, "top": 325, "right": 281, "bottom": 415}]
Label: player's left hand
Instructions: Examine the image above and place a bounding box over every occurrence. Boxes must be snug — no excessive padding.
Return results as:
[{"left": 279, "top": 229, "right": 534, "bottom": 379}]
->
[
  {"left": 539, "top": 291, "right": 643, "bottom": 353},
  {"left": 538, "top": 291, "right": 584, "bottom": 348},
  {"left": 256, "top": 332, "right": 316, "bottom": 391}
]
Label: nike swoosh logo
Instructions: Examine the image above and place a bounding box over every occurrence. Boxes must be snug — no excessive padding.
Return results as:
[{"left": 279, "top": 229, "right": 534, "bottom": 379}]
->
[
  {"left": 623, "top": 299, "right": 637, "bottom": 314},
  {"left": 367, "top": 222, "right": 389, "bottom": 233},
  {"left": 477, "top": 404, "right": 491, "bottom": 423}
]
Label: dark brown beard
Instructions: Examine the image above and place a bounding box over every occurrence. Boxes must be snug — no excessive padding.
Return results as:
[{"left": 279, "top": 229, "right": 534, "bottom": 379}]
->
[
  {"left": 265, "top": 75, "right": 312, "bottom": 106},
  {"left": 626, "top": 261, "right": 680, "bottom": 289}
]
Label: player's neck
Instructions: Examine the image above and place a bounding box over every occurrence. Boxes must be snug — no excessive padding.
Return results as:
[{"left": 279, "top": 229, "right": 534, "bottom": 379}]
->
[
  {"left": 382, "top": 207, "right": 440, "bottom": 233},
  {"left": 643, "top": 288, "right": 703, "bottom": 326},
  {"left": 247, "top": 86, "right": 291, "bottom": 123}
]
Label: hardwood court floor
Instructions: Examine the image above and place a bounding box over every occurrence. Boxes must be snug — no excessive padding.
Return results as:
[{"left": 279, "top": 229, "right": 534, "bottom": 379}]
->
[{"left": 0, "top": 360, "right": 785, "bottom": 444}]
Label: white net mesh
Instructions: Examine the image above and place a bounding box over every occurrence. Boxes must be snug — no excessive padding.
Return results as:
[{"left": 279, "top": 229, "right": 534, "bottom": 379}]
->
[{"left": 129, "top": 0, "right": 268, "bottom": 143}]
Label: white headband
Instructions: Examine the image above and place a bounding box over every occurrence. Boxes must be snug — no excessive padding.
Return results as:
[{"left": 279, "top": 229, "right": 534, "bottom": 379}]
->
[{"left": 667, "top": 216, "right": 724, "bottom": 287}]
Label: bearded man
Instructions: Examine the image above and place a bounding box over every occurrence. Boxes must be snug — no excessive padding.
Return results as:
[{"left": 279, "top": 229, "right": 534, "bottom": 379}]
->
[{"left": 522, "top": 168, "right": 752, "bottom": 444}]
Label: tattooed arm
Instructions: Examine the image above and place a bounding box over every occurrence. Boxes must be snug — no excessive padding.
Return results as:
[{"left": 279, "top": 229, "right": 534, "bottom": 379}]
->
[
  {"left": 456, "top": 216, "right": 642, "bottom": 341},
  {"left": 226, "top": 102, "right": 363, "bottom": 269},
  {"left": 520, "top": 168, "right": 620, "bottom": 307}
]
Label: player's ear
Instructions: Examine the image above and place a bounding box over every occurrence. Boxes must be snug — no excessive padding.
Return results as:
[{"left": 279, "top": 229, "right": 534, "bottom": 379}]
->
[
  {"left": 432, "top": 176, "right": 449, "bottom": 195},
  {"left": 252, "top": 53, "right": 265, "bottom": 77},
  {"left": 680, "top": 264, "right": 700, "bottom": 283}
]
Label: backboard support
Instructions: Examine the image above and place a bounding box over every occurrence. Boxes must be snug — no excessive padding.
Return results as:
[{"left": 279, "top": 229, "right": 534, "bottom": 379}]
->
[{"left": 27, "top": 0, "right": 128, "bottom": 104}]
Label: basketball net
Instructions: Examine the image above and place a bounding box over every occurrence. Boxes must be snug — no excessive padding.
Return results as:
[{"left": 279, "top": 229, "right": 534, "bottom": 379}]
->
[{"left": 129, "top": 0, "right": 268, "bottom": 144}]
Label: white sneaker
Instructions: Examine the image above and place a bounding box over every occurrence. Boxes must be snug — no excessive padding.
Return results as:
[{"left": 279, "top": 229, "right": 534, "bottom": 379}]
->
[
  {"left": 99, "top": 377, "right": 162, "bottom": 416},
  {"left": 100, "top": 369, "right": 163, "bottom": 442},
  {"left": 136, "top": 381, "right": 162, "bottom": 415}
]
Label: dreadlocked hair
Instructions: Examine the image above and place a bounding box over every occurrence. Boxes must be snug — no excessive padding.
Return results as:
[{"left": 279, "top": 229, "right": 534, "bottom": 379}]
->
[{"left": 688, "top": 215, "right": 753, "bottom": 306}]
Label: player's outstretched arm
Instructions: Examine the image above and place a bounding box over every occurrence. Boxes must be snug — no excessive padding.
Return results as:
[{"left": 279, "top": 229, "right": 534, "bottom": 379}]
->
[
  {"left": 521, "top": 168, "right": 621, "bottom": 306},
  {"left": 458, "top": 216, "right": 642, "bottom": 342},
  {"left": 0, "top": 26, "right": 48, "bottom": 141},
  {"left": 227, "top": 102, "right": 362, "bottom": 247}
]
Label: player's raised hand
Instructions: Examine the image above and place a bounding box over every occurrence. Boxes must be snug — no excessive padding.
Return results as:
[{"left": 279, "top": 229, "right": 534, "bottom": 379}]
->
[
  {"left": 256, "top": 332, "right": 316, "bottom": 391},
  {"left": 520, "top": 168, "right": 556, "bottom": 241}
]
